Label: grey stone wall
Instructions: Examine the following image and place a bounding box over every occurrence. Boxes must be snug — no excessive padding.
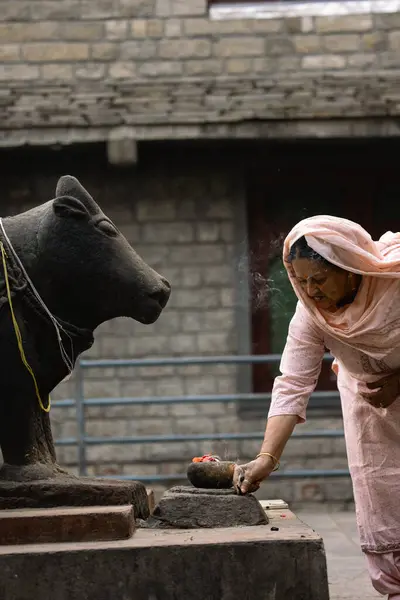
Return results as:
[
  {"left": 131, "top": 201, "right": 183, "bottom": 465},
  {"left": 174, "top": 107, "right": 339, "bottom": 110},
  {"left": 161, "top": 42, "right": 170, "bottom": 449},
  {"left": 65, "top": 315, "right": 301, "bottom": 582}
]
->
[{"left": 1, "top": 1, "right": 400, "bottom": 145}]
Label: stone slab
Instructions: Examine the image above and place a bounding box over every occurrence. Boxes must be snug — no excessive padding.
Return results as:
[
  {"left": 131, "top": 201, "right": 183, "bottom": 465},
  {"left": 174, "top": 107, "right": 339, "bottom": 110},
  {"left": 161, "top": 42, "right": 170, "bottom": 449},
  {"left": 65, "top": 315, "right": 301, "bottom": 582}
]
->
[
  {"left": 0, "top": 508, "right": 329, "bottom": 600},
  {"left": 0, "top": 477, "right": 149, "bottom": 520},
  {"left": 0, "top": 505, "right": 134, "bottom": 545},
  {"left": 146, "top": 486, "right": 269, "bottom": 529}
]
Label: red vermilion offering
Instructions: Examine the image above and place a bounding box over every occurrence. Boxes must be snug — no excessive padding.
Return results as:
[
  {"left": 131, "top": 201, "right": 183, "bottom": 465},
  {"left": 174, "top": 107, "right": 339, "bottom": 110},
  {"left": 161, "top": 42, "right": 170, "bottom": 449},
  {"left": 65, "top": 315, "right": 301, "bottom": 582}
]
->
[{"left": 191, "top": 454, "right": 221, "bottom": 463}]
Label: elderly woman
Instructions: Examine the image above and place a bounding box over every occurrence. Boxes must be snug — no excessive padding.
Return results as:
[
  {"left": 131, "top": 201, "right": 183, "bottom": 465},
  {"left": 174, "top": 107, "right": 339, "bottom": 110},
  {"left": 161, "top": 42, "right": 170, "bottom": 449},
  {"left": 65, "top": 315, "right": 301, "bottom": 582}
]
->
[{"left": 235, "top": 215, "right": 400, "bottom": 599}]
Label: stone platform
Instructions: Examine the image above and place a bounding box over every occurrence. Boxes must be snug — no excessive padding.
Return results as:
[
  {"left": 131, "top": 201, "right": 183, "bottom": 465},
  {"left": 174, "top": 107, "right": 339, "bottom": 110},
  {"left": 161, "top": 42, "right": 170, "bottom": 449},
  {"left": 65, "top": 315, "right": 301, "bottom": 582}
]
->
[
  {"left": 0, "top": 502, "right": 329, "bottom": 600},
  {"left": 0, "top": 505, "right": 134, "bottom": 545}
]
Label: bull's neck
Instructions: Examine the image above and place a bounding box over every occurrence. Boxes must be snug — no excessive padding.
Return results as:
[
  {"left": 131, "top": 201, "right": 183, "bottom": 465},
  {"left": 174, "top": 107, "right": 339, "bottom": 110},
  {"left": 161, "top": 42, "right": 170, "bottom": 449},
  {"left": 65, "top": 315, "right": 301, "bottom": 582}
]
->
[{"left": 1, "top": 209, "right": 96, "bottom": 337}]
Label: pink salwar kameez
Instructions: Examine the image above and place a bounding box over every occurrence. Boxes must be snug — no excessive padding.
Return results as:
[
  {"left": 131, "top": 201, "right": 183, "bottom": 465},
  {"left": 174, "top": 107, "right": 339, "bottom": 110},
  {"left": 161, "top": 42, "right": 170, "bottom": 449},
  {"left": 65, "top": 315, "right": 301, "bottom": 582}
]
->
[{"left": 268, "top": 216, "right": 400, "bottom": 597}]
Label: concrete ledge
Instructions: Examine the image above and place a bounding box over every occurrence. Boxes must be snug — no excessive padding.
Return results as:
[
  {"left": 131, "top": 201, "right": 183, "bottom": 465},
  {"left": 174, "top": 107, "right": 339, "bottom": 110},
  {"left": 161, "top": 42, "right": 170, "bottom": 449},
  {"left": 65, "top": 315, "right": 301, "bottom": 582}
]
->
[
  {"left": 0, "top": 505, "right": 134, "bottom": 545},
  {"left": 210, "top": 0, "right": 400, "bottom": 20},
  {"left": 3, "top": 117, "right": 400, "bottom": 149},
  {"left": 0, "top": 508, "right": 329, "bottom": 600}
]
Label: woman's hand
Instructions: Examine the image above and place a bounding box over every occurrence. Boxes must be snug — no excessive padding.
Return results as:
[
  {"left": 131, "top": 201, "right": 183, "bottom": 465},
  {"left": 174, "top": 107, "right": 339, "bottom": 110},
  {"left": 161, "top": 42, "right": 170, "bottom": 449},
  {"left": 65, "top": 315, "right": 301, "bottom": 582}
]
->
[
  {"left": 362, "top": 372, "right": 400, "bottom": 409},
  {"left": 233, "top": 455, "right": 275, "bottom": 495}
]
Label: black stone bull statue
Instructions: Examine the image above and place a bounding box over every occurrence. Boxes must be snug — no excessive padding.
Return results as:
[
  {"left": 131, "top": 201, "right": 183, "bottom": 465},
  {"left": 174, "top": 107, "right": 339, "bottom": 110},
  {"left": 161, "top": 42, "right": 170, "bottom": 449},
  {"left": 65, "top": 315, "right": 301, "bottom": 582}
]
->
[{"left": 0, "top": 175, "right": 170, "bottom": 516}]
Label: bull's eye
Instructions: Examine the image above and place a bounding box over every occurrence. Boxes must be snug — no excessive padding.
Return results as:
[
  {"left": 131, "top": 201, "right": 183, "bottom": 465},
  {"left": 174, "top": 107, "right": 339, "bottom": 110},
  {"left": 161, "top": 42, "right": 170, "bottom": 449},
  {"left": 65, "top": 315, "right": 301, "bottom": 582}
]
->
[{"left": 97, "top": 220, "right": 118, "bottom": 237}]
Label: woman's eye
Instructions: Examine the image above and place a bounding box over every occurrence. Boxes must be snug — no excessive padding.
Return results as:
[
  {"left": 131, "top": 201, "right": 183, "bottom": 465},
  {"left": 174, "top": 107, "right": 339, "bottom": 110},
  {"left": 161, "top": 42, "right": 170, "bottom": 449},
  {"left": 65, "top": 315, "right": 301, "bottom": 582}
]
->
[{"left": 97, "top": 220, "right": 118, "bottom": 237}]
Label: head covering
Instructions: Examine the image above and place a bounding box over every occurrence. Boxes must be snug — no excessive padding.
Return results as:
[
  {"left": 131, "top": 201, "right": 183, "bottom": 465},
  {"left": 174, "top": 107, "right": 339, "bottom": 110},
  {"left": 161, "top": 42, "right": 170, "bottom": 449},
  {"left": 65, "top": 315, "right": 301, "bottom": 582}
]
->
[{"left": 283, "top": 215, "right": 400, "bottom": 359}]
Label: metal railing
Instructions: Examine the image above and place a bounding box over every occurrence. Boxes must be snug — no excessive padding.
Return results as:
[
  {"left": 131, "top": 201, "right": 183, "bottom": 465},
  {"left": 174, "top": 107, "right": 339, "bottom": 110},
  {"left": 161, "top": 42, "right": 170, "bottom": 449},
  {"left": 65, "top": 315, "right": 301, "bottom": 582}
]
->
[{"left": 53, "top": 354, "right": 350, "bottom": 482}]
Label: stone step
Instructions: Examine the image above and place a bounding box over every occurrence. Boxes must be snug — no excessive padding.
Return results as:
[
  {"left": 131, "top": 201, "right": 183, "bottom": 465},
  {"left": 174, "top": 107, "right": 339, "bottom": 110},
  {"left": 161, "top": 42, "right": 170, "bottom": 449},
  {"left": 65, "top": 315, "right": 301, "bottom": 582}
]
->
[{"left": 0, "top": 505, "right": 134, "bottom": 545}]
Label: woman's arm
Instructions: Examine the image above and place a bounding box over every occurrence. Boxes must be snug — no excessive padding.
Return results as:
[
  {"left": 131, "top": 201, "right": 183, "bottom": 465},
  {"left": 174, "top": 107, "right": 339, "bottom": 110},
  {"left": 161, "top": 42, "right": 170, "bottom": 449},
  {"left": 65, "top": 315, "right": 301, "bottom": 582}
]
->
[
  {"left": 259, "top": 414, "right": 299, "bottom": 461},
  {"left": 236, "top": 303, "right": 325, "bottom": 494}
]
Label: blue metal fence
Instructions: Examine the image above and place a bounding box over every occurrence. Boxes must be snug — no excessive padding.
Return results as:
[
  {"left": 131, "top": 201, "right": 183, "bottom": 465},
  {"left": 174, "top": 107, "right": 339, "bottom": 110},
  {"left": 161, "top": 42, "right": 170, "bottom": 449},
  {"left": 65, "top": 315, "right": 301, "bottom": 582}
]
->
[{"left": 53, "top": 354, "right": 350, "bottom": 482}]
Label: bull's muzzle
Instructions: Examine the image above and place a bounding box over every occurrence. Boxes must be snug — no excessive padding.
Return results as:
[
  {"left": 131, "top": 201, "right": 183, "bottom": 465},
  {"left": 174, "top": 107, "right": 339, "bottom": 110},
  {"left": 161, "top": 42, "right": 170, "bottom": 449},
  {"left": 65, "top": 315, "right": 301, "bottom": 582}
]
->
[{"left": 148, "top": 276, "right": 171, "bottom": 310}]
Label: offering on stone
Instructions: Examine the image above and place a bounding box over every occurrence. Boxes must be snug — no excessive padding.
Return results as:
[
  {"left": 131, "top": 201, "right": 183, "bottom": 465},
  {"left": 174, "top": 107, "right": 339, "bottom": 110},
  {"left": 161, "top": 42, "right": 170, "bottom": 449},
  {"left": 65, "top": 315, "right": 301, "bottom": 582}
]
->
[{"left": 187, "top": 454, "right": 236, "bottom": 489}]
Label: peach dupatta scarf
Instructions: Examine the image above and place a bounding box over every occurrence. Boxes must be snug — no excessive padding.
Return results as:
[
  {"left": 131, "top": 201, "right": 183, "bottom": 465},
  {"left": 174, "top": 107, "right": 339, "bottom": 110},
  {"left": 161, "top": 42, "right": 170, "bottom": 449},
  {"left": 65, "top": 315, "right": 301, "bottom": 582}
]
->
[{"left": 283, "top": 215, "right": 400, "bottom": 360}]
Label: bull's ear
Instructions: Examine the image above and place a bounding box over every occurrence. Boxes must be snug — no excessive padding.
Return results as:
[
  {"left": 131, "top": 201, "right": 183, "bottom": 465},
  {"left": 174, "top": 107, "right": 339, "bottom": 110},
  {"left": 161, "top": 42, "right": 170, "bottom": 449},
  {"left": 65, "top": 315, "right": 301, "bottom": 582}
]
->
[
  {"left": 53, "top": 195, "right": 90, "bottom": 220},
  {"left": 55, "top": 175, "right": 98, "bottom": 215}
]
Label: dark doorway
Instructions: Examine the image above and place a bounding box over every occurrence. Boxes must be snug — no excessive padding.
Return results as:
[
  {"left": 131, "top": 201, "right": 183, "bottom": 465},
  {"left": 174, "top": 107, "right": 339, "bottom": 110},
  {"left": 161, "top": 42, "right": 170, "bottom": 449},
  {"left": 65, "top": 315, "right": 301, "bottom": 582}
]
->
[{"left": 246, "top": 139, "right": 400, "bottom": 399}]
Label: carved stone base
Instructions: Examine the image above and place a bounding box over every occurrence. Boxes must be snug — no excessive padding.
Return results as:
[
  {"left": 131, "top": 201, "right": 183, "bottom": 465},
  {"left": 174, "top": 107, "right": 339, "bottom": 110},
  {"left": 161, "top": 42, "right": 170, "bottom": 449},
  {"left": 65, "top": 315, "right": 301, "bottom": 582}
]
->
[
  {"left": 0, "top": 476, "right": 149, "bottom": 520},
  {"left": 146, "top": 486, "right": 269, "bottom": 529},
  {"left": 0, "top": 505, "right": 135, "bottom": 545}
]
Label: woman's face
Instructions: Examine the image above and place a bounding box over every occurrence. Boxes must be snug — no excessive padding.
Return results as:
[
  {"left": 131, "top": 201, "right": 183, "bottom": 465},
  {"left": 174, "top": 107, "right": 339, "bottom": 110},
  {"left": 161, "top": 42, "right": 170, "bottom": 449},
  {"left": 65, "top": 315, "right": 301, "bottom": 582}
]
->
[{"left": 291, "top": 257, "right": 351, "bottom": 311}]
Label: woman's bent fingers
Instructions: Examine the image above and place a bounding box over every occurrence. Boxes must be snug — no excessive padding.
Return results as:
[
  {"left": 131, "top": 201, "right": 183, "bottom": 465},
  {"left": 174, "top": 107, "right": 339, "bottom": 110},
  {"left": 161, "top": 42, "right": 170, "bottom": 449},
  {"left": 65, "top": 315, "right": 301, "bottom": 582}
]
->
[
  {"left": 233, "top": 464, "right": 256, "bottom": 495},
  {"left": 240, "top": 478, "right": 261, "bottom": 494},
  {"left": 233, "top": 464, "right": 245, "bottom": 494}
]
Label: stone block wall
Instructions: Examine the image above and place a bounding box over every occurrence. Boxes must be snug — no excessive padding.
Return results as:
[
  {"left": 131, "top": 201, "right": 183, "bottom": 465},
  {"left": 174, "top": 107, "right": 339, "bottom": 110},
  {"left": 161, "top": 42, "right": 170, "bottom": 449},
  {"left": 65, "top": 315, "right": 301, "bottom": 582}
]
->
[{"left": 1, "top": 1, "right": 400, "bottom": 143}]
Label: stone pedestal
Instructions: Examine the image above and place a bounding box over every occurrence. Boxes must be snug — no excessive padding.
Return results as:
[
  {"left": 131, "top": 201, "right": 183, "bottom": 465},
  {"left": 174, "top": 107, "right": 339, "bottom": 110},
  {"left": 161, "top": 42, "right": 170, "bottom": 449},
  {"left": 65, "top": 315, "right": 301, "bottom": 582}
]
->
[
  {"left": 0, "top": 505, "right": 134, "bottom": 545},
  {"left": 0, "top": 502, "right": 330, "bottom": 600},
  {"left": 0, "top": 476, "right": 149, "bottom": 520},
  {"left": 146, "top": 486, "right": 268, "bottom": 528}
]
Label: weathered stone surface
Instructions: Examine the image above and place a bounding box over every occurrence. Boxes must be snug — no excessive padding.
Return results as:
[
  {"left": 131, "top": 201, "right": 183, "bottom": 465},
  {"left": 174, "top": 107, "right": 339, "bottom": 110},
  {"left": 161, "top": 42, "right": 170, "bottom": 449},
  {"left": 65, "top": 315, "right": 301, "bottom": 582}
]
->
[
  {"left": 389, "top": 30, "right": 400, "bottom": 51},
  {"left": 315, "top": 14, "right": 373, "bottom": 33},
  {"left": 0, "top": 508, "right": 329, "bottom": 600},
  {"left": 0, "top": 45, "right": 20, "bottom": 61},
  {"left": 22, "top": 42, "right": 89, "bottom": 62},
  {"left": 0, "top": 64, "right": 39, "bottom": 81},
  {"left": 214, "top": 37, "right": 264, "bottom": 57},
  {"left": 0, "top": 477, "right": 150, "bottom": 520},
  {"left": 0, "top": 505, "right": 134, "bottom": 545},
  {"left": 324, "top": 34, "right": 360, "bottom": 52},
  {"left": 2, "top": 71, "right": 400, "bottom": 132},
  {"left": 0, "top": 22, "right": 60, "bottom": 42},
  {"left": 302, "top": 55, "right": 347, "bottom": 69},
  {"left": 146, "top": 486, "right": 269, "bottom": 529},
  {"left": 105, "top": 19, "right": 128, "bottom": 39},
  {"left": 2, "top": 0, "right": 399, "bottom": 137},
  {"left": 158, "top": 38, "right": 211, "bottom": 58}
]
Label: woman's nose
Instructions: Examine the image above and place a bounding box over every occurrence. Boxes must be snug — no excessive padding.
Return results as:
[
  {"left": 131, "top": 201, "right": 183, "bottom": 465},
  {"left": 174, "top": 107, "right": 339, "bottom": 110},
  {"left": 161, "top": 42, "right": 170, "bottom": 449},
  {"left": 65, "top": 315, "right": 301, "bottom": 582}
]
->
[{"left": 306, "top": 280, "right": 316, "bottom": 296}]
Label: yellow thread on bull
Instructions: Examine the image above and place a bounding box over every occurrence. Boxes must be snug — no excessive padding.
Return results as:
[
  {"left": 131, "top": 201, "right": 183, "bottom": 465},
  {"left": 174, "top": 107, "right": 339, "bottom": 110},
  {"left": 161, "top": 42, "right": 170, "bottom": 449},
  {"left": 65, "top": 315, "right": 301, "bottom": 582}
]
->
[{"left": 0, "top": 242, "right": 51, "bottom": 413}]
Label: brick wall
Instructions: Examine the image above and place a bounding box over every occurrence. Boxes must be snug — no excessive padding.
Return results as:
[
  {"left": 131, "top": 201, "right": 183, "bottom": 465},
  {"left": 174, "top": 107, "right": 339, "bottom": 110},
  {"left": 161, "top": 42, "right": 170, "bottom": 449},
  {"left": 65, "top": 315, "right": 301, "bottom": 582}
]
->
[{"left": 1, "top": 1, "right": 400, "bottom": 143}]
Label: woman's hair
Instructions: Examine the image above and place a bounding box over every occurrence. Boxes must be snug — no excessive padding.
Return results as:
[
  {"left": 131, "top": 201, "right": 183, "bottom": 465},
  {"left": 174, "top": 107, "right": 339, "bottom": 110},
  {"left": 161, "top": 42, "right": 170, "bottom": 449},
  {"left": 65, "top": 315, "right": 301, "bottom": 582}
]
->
[{"left": 287, "top": 235, "right": 331, "bottom": 267}]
